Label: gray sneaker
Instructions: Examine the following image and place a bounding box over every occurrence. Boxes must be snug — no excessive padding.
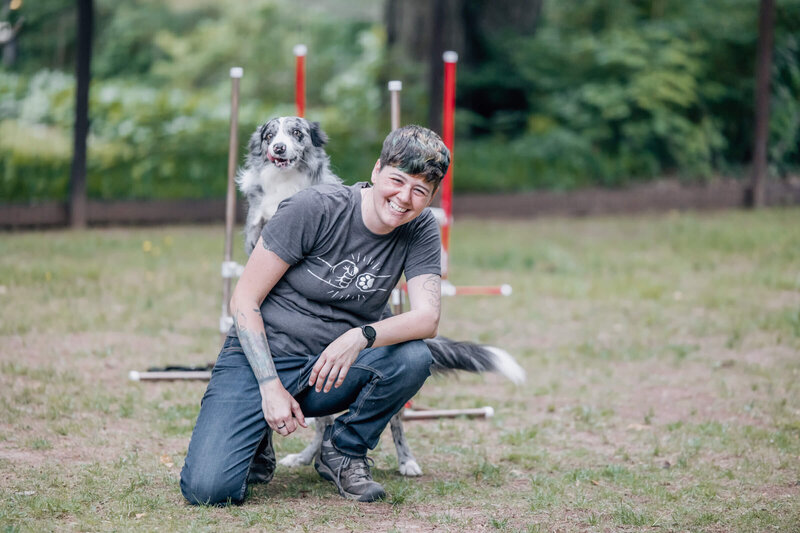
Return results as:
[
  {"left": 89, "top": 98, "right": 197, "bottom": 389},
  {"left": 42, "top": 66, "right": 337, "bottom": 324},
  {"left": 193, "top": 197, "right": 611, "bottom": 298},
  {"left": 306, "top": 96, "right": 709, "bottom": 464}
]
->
[
  {"left": 314, "top": 426, "right": 386, "bottom": 502},
  {"left": 247, "top": 428, "right": 276, "bottom": 484}
]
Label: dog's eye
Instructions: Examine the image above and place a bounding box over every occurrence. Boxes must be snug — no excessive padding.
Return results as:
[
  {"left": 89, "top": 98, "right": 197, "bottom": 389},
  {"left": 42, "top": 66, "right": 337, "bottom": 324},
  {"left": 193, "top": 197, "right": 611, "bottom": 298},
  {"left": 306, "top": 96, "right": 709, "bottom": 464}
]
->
[
  {"left": 265, "top": 133, "right": 273, "bottom": 141},
  {"left": 293, "top": 129, "right": 303, "bottom": 140}
]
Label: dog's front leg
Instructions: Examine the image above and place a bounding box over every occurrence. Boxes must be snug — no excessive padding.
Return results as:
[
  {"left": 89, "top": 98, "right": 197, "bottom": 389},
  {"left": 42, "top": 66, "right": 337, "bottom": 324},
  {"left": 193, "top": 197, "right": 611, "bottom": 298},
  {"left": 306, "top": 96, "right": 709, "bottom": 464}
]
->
[
  {"left": 279, "top": 415, "right": 331, "bottom": 467},
  {"left": 390, "top": 413, "right": 422, "bottom": 476},
  {"left": 243, "top": 217, "right": 265, "bottom": 256}
]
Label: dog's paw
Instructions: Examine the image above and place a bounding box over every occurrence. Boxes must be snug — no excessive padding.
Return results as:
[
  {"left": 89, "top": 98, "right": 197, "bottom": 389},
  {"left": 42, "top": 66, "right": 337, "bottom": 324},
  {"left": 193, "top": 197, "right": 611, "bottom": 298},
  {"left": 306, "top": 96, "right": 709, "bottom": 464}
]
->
[
  {"left": 398, "top": 460, "right": 423, "bottom": 477},
  {"left": 279, "top": 453, "right": 312, "bottom": 467}
]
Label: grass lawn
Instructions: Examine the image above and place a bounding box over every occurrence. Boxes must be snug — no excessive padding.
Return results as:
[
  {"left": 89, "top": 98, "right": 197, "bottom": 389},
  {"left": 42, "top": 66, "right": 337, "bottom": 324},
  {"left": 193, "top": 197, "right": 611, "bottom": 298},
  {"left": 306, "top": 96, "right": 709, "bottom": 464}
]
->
[{"left": 1, "top": 208, "right": 799, "bottom": 532}]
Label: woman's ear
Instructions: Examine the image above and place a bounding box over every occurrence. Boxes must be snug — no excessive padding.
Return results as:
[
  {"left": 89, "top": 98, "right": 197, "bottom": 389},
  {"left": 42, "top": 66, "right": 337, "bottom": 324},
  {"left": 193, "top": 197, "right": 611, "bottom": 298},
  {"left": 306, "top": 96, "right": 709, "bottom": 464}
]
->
[{"left": 370, "top": 159, "right": 381, "bottom": 183}]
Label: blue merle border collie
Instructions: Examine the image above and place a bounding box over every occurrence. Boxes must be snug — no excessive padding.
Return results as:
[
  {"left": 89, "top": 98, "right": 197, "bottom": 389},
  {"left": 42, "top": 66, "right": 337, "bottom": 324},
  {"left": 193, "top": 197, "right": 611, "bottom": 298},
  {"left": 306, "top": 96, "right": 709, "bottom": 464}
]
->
[
  {"left": 236, "top": 116, "right": 341, "bottom": 255},
  {"left": 236, "top": 117, "right": 526, "bottom": 478}
]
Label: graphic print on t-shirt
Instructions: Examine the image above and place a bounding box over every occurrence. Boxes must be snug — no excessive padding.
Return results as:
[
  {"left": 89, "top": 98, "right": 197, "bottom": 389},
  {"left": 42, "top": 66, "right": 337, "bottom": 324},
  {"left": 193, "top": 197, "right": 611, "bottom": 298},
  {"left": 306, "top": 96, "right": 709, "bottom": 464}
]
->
[{"left": 307, "top": 253, "right": 392, "bottom": 301}]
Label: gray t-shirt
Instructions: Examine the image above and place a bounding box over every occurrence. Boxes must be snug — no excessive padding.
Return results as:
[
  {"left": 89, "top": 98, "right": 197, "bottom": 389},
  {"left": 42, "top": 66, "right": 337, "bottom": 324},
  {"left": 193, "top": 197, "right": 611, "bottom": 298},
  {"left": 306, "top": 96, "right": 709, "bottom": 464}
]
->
[{"left": 258, "top": 182, "right": 441, "bottom": 358}]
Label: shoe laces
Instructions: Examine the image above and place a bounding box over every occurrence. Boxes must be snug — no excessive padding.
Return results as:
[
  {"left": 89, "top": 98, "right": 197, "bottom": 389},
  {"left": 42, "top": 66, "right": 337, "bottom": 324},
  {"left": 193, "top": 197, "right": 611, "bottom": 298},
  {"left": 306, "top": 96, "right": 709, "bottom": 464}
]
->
[{"left": 336, "top": 456, "right": 375, "bottom": 485}]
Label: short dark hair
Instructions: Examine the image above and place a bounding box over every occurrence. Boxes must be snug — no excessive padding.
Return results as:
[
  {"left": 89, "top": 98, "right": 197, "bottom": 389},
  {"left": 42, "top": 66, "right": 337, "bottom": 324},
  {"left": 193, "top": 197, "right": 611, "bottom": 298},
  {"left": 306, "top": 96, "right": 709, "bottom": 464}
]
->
[{"left": 379, "top": 125, "right": 450, "bottom": 190}]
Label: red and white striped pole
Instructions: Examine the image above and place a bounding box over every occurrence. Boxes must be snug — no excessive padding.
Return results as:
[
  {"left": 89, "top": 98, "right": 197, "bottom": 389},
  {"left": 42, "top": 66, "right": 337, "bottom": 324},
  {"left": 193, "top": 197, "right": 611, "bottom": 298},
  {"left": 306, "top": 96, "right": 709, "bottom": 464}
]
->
[
  {"left": 441, "top": 51, "right": 458, "bottom": 277},
  {"left": 441, "top": 284, "right": 513, "bottom": 297},
  {"left": 294, "top": 44, "right": 307, "bottom": 117}
]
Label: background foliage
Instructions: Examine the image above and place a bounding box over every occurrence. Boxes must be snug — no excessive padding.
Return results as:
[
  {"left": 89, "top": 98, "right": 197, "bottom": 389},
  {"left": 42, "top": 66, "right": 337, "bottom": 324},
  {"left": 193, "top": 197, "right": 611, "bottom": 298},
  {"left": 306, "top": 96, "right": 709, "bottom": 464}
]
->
[{"left": 1, "top": 0, "right": 799, "bottom": 201}]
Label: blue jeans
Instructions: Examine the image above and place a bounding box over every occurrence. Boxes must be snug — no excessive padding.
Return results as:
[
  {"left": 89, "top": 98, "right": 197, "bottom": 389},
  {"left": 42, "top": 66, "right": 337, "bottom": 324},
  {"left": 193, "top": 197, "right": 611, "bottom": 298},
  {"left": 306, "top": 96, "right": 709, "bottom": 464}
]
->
[{"left": 180, "top": 335, "right": 432, "bottom": 505}]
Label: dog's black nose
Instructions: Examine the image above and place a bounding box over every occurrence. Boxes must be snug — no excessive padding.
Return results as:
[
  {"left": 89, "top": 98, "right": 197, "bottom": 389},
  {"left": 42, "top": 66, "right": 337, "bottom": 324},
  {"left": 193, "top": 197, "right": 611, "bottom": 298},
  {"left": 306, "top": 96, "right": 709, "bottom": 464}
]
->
[{"left": 273, "top": 143, "right": 286, "bottom": 155}]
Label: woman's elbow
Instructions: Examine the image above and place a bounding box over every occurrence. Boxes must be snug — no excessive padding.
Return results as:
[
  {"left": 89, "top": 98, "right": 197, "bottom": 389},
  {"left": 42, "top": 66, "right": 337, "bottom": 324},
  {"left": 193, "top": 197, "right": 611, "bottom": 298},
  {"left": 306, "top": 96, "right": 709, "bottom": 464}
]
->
[
  {"left": 229, "top": 287, "right": 252, "bottom": 317},
  {"left": 423, "top": 311, "right": 440, "bottom": 339},
  {"left": 229, "top": 290, "right": 242, "bottom": 315}
]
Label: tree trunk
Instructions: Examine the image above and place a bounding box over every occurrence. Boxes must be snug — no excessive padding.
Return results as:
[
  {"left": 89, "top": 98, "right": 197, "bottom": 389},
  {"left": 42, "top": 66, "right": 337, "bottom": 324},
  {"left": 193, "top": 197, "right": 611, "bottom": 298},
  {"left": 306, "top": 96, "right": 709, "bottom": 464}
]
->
[
  {"left": 385, "top": 0, "right": 542, "bottom": 133},
  {"left": 427, "top": 0, "right": 445, "bottom": 133},
  {"left": 70, "top": 0, "right": 93, "bottom": 228},
  {"left": 385, "top": 0, "right": 466, "bottom": 133},
  {"left": 749, "top": 0, "right": 775, "bottom": 208},
  {"left": 1, "top": 0, "right": 20, "bottom": 67}
]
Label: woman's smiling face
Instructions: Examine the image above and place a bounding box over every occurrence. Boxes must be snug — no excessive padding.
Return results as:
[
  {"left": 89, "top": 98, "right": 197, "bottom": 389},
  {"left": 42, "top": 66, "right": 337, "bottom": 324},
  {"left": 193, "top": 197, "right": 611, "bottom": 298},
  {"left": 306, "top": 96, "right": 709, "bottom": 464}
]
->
[{"left": 362, "top": 160, "right": 435, "bottom": 234}]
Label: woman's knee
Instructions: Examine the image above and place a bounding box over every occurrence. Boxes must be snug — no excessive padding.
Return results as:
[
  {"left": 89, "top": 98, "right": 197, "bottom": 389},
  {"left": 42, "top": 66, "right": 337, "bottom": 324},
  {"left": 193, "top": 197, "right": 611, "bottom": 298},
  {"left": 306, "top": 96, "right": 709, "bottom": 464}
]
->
[
  {"left": 180, "top": 464, "right": 245, "bottom": 506},
  {"left": 387, "top": 340, "right": 432, "bottom": 382},
  {"left": 405, "top": 340, "right": 433, "bottom": 372}
]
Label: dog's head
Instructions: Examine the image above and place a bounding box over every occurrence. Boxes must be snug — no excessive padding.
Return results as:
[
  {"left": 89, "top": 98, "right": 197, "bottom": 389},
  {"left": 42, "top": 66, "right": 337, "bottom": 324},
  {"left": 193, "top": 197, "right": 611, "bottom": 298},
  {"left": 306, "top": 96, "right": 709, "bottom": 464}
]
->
[{"left": 248, "top": 117, "right": 328, "bottom": 171}]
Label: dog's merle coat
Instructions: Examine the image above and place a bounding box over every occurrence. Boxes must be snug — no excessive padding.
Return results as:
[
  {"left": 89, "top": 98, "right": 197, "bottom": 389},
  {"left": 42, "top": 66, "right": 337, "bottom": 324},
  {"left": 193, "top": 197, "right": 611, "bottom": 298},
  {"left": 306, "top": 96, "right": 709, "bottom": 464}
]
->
[
  {"left": 236, "top": 118, "right": 525, "bottom": 476},
  {"left": 236, "top": 117, "right": 341, "bottom": 255}
]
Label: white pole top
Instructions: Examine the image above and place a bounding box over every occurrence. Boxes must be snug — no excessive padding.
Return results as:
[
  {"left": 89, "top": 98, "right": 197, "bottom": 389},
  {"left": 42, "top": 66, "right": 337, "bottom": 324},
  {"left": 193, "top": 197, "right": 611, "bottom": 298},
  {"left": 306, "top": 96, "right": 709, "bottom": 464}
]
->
[
  {"left": 388, "top": 80, "right": 403, "bottom": 91},
  {"left": 443, "top": 51, "right": 459, "bottom": 63},
  {"left": 293, "top": 44, "right": 308, "bottom": 57},
  {"left": 230, "top": 67, "right": 243, "bottom": 78}
]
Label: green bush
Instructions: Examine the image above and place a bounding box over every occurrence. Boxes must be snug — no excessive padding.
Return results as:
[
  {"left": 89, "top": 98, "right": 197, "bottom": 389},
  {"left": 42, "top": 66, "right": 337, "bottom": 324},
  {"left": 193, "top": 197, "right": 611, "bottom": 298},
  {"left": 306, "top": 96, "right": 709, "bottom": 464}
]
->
[
  {"left": 0, "top": 26, "right": 388, "bottom": 202},
  {"left": 507, "top": 13, "right": 729, "bottom": 181},
  {"left": 0, "top": 0, "right": 396, "bottom": 203},
  {"left": 0, "top": 72, "right": 248, "bottom": 201},
  {"left": 462, "top": 0, "right": 800, "bottom": 185},
  {"left": 0, "top": 121, "right": 71, "bottom": 201}
]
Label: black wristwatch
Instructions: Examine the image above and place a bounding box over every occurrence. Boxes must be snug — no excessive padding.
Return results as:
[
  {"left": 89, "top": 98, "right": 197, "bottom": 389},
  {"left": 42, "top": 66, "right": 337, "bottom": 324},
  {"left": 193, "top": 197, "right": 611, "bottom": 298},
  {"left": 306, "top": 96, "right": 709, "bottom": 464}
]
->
[{"left": 360, "top": 325, "right": 376, "bottom": 348}]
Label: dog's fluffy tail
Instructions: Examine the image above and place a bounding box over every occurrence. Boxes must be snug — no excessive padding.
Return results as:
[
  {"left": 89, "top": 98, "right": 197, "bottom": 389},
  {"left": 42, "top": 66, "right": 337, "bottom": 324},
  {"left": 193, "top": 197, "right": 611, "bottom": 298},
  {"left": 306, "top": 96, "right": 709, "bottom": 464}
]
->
[{"left": 425, "top": 337, "right": 526, "bottom": 385}]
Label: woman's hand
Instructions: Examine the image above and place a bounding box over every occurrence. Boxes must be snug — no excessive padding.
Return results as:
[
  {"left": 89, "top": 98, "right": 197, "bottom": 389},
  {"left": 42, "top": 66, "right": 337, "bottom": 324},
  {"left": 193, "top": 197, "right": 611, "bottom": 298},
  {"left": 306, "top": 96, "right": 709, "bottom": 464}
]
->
[
  {"left": 259, "top": 379, "right": 307, "bottom": 437},
  {"left": 309, "top": 328, "right": 367, "bottom": 393}
]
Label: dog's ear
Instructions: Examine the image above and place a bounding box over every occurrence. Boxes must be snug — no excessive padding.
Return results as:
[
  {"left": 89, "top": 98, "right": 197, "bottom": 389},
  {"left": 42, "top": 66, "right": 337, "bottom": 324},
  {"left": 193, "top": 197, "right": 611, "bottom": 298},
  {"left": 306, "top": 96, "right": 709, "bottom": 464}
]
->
[
  {"left": 249, "top": 124, "right": 266, "bottom": 157},
  {"left": 309, "top": 121, "right": 328, "bottom": 148}
]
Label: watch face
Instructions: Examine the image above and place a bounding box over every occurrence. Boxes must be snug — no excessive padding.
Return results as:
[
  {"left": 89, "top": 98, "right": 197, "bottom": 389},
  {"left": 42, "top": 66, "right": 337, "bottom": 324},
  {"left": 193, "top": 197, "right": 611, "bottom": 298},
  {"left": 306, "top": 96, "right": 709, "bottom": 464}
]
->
[{"left": 362, "top": 325, "right": 376, "bottom": 346}]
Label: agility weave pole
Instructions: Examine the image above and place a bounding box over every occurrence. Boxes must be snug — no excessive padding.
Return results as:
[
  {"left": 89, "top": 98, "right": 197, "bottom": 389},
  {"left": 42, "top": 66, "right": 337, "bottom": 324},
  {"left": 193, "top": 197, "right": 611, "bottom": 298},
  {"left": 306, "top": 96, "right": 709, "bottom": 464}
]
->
[
  {"left": 129, "top": 370, "right": 212, "bottom": 381},
  {"left": 128, "top": 368, "right": 492, "bottom": 420},
  {"left": 440, "top": 51, "right": 457, "bottom": 274},
  {"left": 439, "top": 51, "right": 513, "bottom": 296},
  {"left": 402, "top": 405, "right": 494, "bottom": 420},
  {"left": 294, "top": 44, "right": 307, "bottom": 117},
  {"left": 219, "top": 67, "right": 245, "bottom": 338}
]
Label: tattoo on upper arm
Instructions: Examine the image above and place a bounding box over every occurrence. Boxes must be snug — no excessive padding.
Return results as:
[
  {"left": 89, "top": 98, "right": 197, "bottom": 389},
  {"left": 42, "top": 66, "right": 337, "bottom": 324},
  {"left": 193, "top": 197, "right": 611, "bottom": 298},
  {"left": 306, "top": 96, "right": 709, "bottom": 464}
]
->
[
  {"left": 262, "top": 239, "right": 270, "bottom": 251},
  {"left": 421, "top": 274, "right": 441, "bottom": 312}
]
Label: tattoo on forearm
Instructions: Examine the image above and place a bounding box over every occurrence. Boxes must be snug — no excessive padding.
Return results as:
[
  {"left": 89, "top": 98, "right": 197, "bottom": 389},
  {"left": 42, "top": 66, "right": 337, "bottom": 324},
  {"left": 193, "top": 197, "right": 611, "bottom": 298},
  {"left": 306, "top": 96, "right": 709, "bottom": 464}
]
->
[
  {"left": 422, "top": 274, "right": 441, "bottom": 312},
  {"left": 233, "top": 306, "right": 278, "bottom": 384}
]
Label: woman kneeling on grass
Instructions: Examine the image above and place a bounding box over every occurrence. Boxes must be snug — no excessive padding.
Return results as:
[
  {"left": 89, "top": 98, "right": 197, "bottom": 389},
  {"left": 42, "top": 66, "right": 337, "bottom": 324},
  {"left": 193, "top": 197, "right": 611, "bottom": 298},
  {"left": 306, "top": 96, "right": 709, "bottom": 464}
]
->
[{"left": 180, "top": 125, "right": 449, "bottom": 504}]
